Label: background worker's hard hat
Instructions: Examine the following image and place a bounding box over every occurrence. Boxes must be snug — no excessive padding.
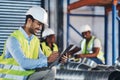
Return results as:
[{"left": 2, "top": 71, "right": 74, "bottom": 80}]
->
[
  {"left": 26, "top": 6, "right": 48, "bottom": 26},
  {"left": 42, "top": 28, "right": 55, "bottom": 38},
  {"left": 80, "top": 25, "right": 92, "bottom": 33}
]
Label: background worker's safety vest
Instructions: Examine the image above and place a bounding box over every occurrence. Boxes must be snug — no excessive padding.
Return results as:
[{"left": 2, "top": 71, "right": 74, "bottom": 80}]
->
[
  {"left": 41, "top": 42, "right": 58, "bottom": 57},
  {"left": 81, "top": 36, "right": 105, "bottom": 64},
  {"left": 0, "top": 30, "right": 40, "bottom": 80}
]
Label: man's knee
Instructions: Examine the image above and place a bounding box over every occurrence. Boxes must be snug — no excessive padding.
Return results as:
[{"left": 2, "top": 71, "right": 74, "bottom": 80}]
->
[
  {"left": 43, "top": 69, "right": 55, "bottom": 80},
  {"left": 27, "top": 68, "right": 55, "bottom": 80}
]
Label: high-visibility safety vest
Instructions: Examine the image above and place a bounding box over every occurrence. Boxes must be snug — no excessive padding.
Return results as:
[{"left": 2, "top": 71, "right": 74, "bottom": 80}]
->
[
  {"left": 0, "top": 30, "right": 40, "bottom": 80},
  {"left": 81, "top": 36, "right": 105, "bottom": 64},
  {"left": 41, "top": 42, "right": 58, "bottom": 57}
]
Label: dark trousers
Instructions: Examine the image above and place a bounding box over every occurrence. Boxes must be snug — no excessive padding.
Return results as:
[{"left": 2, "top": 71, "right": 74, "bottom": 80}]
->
[
  {"left": 27, "top": 68, "right": 55, "bottom": 80},
  {"left": 89, "top": 57, "right": 103, "bottom": 64}
]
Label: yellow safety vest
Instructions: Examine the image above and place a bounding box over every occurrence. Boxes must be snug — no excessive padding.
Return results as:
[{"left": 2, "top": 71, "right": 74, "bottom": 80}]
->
[
  {"left": 81, "top": 36, "right": 105, "bottom": 64},
  {"left": 41, "top": 42, "right": 58, "bottom": 57},
  {"left": 0, "top": 30, "right": 40, "bottom": 80}
]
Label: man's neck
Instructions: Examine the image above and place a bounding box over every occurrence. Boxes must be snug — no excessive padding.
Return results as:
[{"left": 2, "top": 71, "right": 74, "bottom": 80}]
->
[
  {"left": 86, "top": 36, "right": 92, "bottom": 42},
  {"left": 23, "top": 26, "right": 32, "bottom": 37}
]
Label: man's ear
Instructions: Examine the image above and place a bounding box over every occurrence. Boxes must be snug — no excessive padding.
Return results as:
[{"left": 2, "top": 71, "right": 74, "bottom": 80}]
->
[
  {"left": 25, "top": 18, "right": 33, "bottom": 27},
  {"left": 27, "top": 18, "right": 32, "bottom": 24}
]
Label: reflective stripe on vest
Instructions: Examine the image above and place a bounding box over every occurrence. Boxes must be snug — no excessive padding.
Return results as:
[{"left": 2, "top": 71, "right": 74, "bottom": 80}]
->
[
  {"left": 0, "top": 77, "right": 13, "bottom": 80},
  {"left": 0, "top": 74, "right": 22, "bottom": 80},
  {"left": 41, "top": 42, "right": 58, "bottom": 57},
  {"left": 0, "top": 59, "right": 34, "bottom": 80},
  {"left": 81, "top": 36, "right": 105, "bottom": 64},
  {"left": 0, "top": 30, "right": 39, "bottom": 80}
]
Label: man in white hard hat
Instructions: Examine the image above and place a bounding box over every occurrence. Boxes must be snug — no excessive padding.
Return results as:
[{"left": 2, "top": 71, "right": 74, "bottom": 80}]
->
[
  {"left": 0, "top": 6, "right": 59, "bottom": 80},
  {"left": 68, "top": 25, "right": 105, "bottom": 64}
]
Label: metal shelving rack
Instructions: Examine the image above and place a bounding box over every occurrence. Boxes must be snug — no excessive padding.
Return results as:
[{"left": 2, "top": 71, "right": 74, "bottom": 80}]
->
[{"left": 67, "top": 0, "right": 120, "bottom": 65}]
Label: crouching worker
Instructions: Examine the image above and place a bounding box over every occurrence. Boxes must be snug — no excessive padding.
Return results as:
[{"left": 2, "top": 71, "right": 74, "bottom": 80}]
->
[
  {"left": 0, "top": 6, "right": 67, "bottom": 80},
  {"left": 68, "top": 25, "right": 105, "bottom": 64}
]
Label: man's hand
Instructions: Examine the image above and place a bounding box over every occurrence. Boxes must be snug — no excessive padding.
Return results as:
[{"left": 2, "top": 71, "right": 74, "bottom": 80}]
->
[
  {"left": 48, "top": 51, "right": 59, "bottom": 63},
  {"left": 60, "top": 55, "right": 68, "bottom": 64},
  {"left": 74, "top": 54, "right": 84, "bottom": 58}
]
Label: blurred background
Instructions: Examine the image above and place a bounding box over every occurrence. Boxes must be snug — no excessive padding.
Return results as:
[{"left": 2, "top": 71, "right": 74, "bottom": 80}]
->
[{"left": 0, "top": 0, "right": 119, "bottom": 66}]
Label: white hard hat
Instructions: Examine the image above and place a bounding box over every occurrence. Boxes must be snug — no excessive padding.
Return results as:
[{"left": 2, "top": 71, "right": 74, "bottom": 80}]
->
[
  {"left": 80, "top": 25, "right": 91, "bottom": 33},
  {"left": 26, "top": 6, "right": 48, "bottom": 26},
  {"left": 42, "top": 28, "right": 55, "bottom": 38}
]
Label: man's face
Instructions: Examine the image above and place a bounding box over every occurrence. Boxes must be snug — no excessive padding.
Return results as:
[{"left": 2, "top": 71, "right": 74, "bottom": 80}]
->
[
  {"left": 29, "top": 19, "right": 43, "bottom": 35},
  {"left": 82, "top": 31, "right": 91, "bottom": 39}
]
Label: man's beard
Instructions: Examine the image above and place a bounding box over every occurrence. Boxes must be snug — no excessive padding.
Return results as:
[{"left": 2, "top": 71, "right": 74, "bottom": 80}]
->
[{"left": 29, "top": 27, "right": 36, "bottom": 35}]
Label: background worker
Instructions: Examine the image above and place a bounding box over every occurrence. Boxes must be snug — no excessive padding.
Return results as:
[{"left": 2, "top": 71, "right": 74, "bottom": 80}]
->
[
  {"left": 41, "top": 28, "right": 58, "bottom": 57},
  {"left": 68, "top": 25, "right": 105, "bottom": 64},
  {"left": 0, "top": 6, "right": 63, "bottom": 80},
  {"left": 41, "top": 28, "right": 67, "bottom": 64},
  {"left": 40, "top": 28, "right": 59, "bottom": 75}
]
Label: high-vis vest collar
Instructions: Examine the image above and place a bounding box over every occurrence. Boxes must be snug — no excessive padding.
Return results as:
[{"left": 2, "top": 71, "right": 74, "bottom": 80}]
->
[
  {"left": 41, "top": 42, "right": 58, "bottom": 57},
  {"left": 0, "top": 30, "right": 40, "bottom": 80},
  {"left": 81, "top": 36, "right": 105, "bottom": 64}
]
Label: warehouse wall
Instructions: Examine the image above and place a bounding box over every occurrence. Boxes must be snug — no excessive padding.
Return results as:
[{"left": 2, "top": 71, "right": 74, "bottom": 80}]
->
[{"left": 0, "top": 0, "right": 43, "bottom": 55}]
